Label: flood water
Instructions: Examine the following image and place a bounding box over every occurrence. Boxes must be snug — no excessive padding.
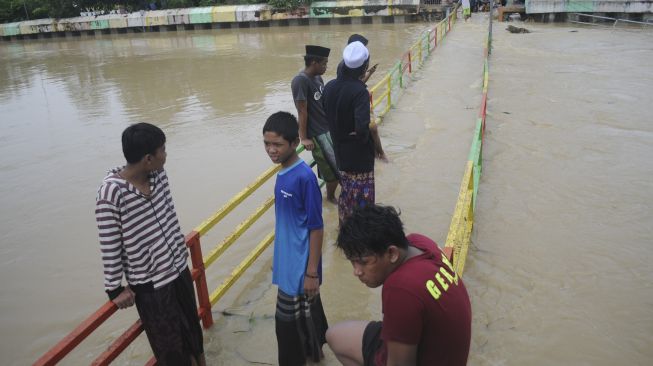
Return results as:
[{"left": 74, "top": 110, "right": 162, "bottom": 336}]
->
[
  {"left": 1, "top": 14, "right": 652, "bottom": 366},
  {"left": 0, "top": 22, "right": 436, "bottom": 365}
]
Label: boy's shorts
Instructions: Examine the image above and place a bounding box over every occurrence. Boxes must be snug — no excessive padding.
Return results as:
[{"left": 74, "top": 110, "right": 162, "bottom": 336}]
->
[
  {"left": 362, "top": 321, "right": 383, "bottom": 366},
  {"left": 312, "top": 132, "right": 339, "bottom": 183}
]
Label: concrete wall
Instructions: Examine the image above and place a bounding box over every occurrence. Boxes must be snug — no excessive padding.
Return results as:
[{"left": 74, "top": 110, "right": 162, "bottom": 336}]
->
[
  {"left": 1, "top": 1, "right": 436, "bottom": 40},
  {"left": 526, "top": 0, "right": 653, "bottom": 13}
]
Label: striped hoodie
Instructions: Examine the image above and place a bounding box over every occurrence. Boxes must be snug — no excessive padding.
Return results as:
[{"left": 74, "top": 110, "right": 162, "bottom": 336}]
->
[{"left": 95, "top": 167, "right": 188, "bottom": 299}]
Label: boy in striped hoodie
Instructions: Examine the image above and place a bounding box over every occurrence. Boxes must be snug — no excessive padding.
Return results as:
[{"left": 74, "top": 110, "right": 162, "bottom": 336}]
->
[{"left": 95, "top": 123, "right": 205, "bottom": 366}]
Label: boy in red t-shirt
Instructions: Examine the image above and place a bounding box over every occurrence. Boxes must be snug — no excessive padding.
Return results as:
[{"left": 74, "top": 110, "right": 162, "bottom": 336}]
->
[{"left": 326, "top": 204, "right": 472, "bottom": 366}]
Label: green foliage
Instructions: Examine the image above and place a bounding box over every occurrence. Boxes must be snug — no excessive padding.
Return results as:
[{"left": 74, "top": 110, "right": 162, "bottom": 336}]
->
[
  {"left": 197, "top": 0, "right": 219, "bottom": 6},
  {"left": 0, "top": 0, "right": 27, "bottom": 23},
  {"left": 168, "top": 0, "right": 197, "bottom": 8},
  {"left": 267, "top": 0, "right": 308, "bottom": 10},
  {"left": 31, "top": 6, "right": 49, "bottom": 18}
]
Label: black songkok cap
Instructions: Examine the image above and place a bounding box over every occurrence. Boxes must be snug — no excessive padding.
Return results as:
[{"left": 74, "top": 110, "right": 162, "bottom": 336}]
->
[
  {"left": 305, "top": 45, "right": 330, "bottom": 58},
  {"left": 347, "top": 34, "right": 369, "bottom": 46}
]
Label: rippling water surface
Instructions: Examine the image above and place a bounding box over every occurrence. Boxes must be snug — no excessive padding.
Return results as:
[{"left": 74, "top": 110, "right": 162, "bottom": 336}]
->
[
  {"left": 0, "top": 23, "right": 432, "bottom": 365},
  {"left": 2, "top": 17, "right": 651, "bottom": 366}
]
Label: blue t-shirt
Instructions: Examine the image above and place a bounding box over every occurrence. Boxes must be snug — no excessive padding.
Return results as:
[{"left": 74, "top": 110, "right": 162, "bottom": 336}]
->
[{"left": 272, "top": 159, "right": 324, "bottom": 296}]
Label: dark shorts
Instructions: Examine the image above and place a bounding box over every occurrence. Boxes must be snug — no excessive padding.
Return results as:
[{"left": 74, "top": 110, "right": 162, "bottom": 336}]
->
[
  {"left": 133, "top": 268, "right": 204, "bottom": 366},
  {"left": 362, "top": 321, "right": 383, "bottom": 366}
]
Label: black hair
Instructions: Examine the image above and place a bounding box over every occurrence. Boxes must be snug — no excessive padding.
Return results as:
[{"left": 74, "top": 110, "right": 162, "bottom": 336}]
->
[
  {"left": 304, "top": 55, "right": 327, "bottom": 68},
  {"left": 263, "top": 111, "right": 299, "bottom": 144},
  {"left": 122, "top": 123, "right": 166, "bottom": 164},
  {"left": 342, "top": 58, "right": 370, "bottom": 80},
  {"left": 336, "top": 204, "right": 410, "bottom": 259},
  {"left": 347, "top": 34, "right": 369, "bottom": 46}
]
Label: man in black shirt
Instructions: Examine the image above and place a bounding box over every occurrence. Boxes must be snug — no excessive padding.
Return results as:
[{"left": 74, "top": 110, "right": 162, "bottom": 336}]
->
[{"left": 323, "top": 41, "right": 386, "bottom": 224}]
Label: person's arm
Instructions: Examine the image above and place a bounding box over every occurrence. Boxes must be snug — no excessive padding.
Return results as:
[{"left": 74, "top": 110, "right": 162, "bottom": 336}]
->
[
  {"left": 96, "top": 185, "right": 134, "bottom": 308},
  {"left": 295, "top": 100, "right": 315, "bottom": 150},
  {"left": 303, "top": 173, "right": 323, "bottom": 298},
  {"left": 369, "top": 121, "right": 388, "bottom": 162},
  {"left": 303, "top": 228, "right": 323, "bottom": 298},
  {"left": 381, "top": 286, "right": 423, "bottom": 366},
  {"left": 361, "top": 63, "right": 378, "bottom": 84},
  {"left": 385, "top": 341, "right": 418, "bottom": 366},
  {"left": 353, "top": 89, "right": 372, "bottom": 140},
  {"left": 292, "top": 76, "right": 315, "bottom": 150}
]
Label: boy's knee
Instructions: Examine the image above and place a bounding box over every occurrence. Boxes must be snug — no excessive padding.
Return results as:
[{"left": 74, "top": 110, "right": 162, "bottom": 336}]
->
[{"left": 325, "top": 327, "right": 338, "bottom": 346}]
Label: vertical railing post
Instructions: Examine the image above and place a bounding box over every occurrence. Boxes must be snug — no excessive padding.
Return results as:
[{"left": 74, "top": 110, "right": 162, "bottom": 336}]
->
[
  {"left": 186, "top": 231, "right": 214, "bottom": 329},
  {"left": 433, "top": 27, "right": 437, "bottom": 49},
  {"left": 399, "top": 58, "right": 404, "bottom": 88},
  {"left": 408, "top": 50, "right": 412, "bottom": 73},
  {"left": 386, "top": 73, "right": 392, "bottom": 107}
]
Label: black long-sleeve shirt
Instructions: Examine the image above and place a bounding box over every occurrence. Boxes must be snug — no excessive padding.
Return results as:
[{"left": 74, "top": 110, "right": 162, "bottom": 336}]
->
[{"left": 323, "top": 74, "right": 375, "bottom": 173}]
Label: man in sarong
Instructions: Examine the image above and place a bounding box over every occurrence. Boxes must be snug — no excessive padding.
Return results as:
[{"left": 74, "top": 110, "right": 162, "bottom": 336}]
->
[
  {"left": 324, "top": 41, "right": 386, "bottom": 224},
  {"left": 95, "top": 123, "right": 205, "bottom": 365}
]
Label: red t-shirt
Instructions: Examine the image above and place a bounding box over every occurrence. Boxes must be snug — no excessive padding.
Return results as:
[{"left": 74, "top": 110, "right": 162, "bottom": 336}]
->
[{"left": 376, "top": 233, "right": 472, "bottom": 366}]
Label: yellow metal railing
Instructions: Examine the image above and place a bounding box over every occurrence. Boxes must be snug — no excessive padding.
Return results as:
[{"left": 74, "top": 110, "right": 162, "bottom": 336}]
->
[
  {"left": 368, "top": 7, "right": 458, "bottom": 125},
  {"left": 444, "top": 7, "right": 494, "bottom": 277}
]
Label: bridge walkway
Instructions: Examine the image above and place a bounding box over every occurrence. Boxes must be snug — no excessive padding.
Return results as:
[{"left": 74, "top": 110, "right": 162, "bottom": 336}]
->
[{"left": 199, "top": 12, "right": 491, "bottom": 365}]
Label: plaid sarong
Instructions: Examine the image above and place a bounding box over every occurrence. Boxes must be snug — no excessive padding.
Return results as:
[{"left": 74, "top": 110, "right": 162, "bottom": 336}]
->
[
  {"left": 275, "top": 289, "right": 328, "bottom": 365},
  {"left": 338, "top": 170, "right": 375, "bottom": 224}
]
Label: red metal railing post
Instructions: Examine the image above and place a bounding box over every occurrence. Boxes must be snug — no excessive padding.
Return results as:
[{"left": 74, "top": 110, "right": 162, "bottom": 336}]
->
[
  {"left": 433, "top": 27, "right": 437, "bottom": 49},
  {"left": 435, "top": 27, "right": 438, "bottom": 48},
  {"left": 185, "top": 231, "right": 214, "bottom": 329},
  {"left": 408, "top": 51, "right": 412, "bottom": 73}
]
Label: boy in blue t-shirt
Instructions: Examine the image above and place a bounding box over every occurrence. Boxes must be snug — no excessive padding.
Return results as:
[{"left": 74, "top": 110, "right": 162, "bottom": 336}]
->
[{"left": 263, "top": 111, "right": 328, "bottom": 365}]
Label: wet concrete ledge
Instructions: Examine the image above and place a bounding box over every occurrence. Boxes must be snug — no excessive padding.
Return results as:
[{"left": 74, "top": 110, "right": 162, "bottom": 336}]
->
[{"left": 0, "top": 2, "right": 453, "bottom": 42}]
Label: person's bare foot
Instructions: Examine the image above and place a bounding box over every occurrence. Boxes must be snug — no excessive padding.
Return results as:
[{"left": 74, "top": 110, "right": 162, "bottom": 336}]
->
[{"left": 327, "top": 196, "right": 338, "bottom": 205}]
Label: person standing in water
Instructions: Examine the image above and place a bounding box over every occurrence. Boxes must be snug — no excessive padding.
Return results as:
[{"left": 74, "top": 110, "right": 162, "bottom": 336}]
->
[
  {"left": 292, "top": 45, "right": 340, "bottom": 204},
  {"left": 263, "top": 111, "right": 329, "bottom": 365}
]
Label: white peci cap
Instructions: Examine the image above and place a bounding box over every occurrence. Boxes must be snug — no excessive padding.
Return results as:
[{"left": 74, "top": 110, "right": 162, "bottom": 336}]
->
[{"left": 343, "top": 41, "right": 369, "bottom": 69}]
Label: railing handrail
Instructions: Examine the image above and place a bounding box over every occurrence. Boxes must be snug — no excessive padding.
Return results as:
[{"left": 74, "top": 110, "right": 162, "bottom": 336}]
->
[
  {"left": 444, "top": 5, "right": 493, "bottom": 276},
  {"left": 572, "top": 12, "right": 653, "bottom": 27},
  {"left": 369, "top": 7, "right": 458, "bottom": 125}
]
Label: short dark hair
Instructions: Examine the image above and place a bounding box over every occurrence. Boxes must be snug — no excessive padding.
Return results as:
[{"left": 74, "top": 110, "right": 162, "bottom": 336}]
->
[
  {"left": 304, "top": 55, "right": 327, "bottom": 68},
  {"left": 336, "top": 204, "right": 410, "bottom": 259},
  {"left": 122, "top": 123, "right": 166, "bottom": 164},
  {"left": 342, "top": 58, "right": 369, "bottom": 80},
  {"left": 347, "top": 34, "right": 369, "bottom": 46},
  {"left": 263, "top": 111, "right": 299, "bottom": 144}
]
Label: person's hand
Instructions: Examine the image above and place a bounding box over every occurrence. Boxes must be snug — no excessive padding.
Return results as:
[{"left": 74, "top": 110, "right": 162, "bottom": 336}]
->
[
  {"left": 376, "top": 150, "right": 389, "bottom": 163},
  {"left": 112, "top": 286, "right": 135, "bottom": 309},
  {"left": 301, "top": 138, "right": 315, "bottom": 151},
  {"left": 304, "top": 275, "right": 320, "bottom": 298},
  {"left": 368, "top": 63, "right": 378, "bottom": 77}
]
